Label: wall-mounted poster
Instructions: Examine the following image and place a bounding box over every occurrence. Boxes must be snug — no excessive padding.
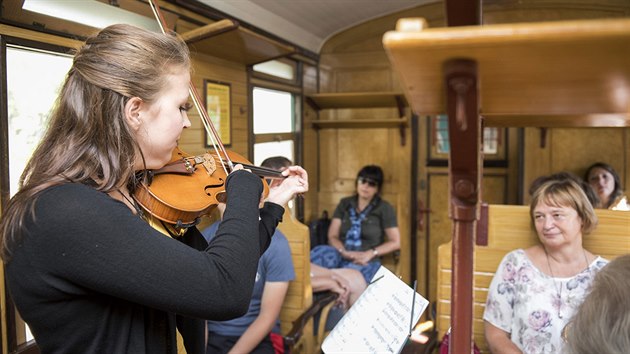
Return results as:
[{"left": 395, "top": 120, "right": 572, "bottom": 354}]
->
[{"left": 204, "top": 80, "right": 231, "bottom": 146}]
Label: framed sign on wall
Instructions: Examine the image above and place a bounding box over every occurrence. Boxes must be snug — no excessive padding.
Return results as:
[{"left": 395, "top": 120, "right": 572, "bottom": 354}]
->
[{"left": 204, "top": 79, "right": 232, "bottom": 146}]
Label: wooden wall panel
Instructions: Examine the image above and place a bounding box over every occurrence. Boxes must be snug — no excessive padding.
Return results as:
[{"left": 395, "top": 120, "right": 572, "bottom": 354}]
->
[
  {"left": 484, "top": 0, "right": 630, "bottom": 25},
  {"left": 302, "top": 63, "right": 320, "bottom": 222},
  {"left": 182, "top": 54, "right": 249, "bottom": 158},
  {"left": 523, "top": 127, "right": 629, "bottom": 204},
  {"left": 552, "top": 128, "right": 625, "bottom": 176},
  {"left": 335, "top": 69, "right": 391, "bottom": 92},
  {"left": 427, "top": 173, "right": 450, "bottom": 304}
]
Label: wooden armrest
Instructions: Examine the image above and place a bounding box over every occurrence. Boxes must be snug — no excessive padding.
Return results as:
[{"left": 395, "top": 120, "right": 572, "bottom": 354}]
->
[{"left": 283, "top": 291, "right": 338, "bottom": 348}]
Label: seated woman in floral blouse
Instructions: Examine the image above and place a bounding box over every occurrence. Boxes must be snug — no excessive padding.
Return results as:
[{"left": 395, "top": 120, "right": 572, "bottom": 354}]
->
[{"left": 483, "top": 179, "right": 608, "bottom": 354}]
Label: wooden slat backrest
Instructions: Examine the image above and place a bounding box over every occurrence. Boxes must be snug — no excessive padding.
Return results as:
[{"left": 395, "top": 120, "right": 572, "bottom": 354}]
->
[
  {"left": 436, "top": 204, "right": 630, "bottom": 353},
  {"left": 277, "top": 207, "right": 314, "bottom": 354}
]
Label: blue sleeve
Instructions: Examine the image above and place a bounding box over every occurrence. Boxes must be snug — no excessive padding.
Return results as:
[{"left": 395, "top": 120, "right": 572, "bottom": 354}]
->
[
  {"left": 263, "top": 231, "right": 295, "bottom": 282},
  {"left": 201, "top": 221, "right": 220, "bottom": 243}
]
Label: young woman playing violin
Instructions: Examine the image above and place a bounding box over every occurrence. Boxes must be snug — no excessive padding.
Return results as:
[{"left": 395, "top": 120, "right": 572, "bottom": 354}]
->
[{"left": 0, "top": 24, "right": 308, "bottom": 354}]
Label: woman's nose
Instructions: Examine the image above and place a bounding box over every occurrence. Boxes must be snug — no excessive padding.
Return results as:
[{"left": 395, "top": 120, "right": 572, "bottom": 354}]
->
[
  {"left": 182, "top": 112, "right": 192, "bottom": 128},
  {"left": 543, "top": 217, "right": 555, "bottom": 229},
  {"left": 596, "top": 177, "right": 606, "bottom": 186}
]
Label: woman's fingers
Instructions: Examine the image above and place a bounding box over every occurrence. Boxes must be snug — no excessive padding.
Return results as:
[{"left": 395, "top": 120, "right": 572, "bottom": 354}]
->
[
  {"left": 282, "top": 166, "right": 309, "bottom": 191},
  {"left": 231, "top": 164, "right": 250, "bottom": 173},
  {"left": 266, "top": 165, "right": 309, "bottom": 205}
]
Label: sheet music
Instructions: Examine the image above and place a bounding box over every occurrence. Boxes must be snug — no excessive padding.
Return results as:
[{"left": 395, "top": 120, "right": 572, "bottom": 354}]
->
[{"left": 321, "top": 266, "right": 429, "bottom": 354}]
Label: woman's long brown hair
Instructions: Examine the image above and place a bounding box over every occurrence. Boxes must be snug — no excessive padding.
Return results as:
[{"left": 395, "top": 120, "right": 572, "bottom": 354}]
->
[{"left": 0, "top": 24, "right": 190, "bottom": 261}]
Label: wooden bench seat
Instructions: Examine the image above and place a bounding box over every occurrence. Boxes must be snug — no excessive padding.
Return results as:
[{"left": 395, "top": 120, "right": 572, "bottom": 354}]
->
[
  {"left": 277, "top": 207, "right": 316, "bottom": 354},
  {"left": 278, "top": 207, "right": 339, "bottom": 354},
  {"left": 436, "top": 205, "right": 630, "bottom": 353}
]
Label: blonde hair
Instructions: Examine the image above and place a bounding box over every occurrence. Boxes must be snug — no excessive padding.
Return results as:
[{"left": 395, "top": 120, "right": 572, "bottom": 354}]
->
[
  {"left": 566, "top": 254, "right": 630, "bottom": 353},
  {"left": 1, "top": 24, "right": 190, "bottom": 260}
]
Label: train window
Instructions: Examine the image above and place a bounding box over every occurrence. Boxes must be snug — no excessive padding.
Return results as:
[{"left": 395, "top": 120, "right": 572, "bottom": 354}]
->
[
  {"left": 253, "top": 87, "right": 293, "bottom": 134},
  {"left": 249, "top": 58, "right": 302, "bottom": 218},
  {"left": 434, "top": 114, "right": 450, "bottom": 154},
  {"left": 252, "top": 87, "right": 295, "bottom": 165},
  {"left": 7, "top": 46, "right": 72, "bottom": 197},
  {"left": 432, "top": 114, "right": 500, "bottom": 155},
  {"left": 249, "top": 58, "right": 301, "bottom": 167}
]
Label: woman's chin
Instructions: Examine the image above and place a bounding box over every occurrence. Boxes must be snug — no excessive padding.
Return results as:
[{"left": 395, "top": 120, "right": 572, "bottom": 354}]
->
[{"left": 144, "top": 156, "right": 172, "bottom": 170}]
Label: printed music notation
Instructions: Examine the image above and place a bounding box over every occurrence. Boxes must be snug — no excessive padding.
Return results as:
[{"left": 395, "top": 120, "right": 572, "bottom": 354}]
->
[{"left": 321, "top": 266, "right": 429, "bottom": 354}]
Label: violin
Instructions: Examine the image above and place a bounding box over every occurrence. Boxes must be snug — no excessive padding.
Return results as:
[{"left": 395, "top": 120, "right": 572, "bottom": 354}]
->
[
  {"left": 133, "top": 0, "right": 283, "bottom": 229},
  {"left": 134, "top": 148, "right": 284, "bottom": 227}
]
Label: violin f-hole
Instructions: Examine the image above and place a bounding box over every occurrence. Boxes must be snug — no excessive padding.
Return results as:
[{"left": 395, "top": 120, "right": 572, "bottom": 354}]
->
[{"left": 204, "top": 178, "right": 225, "bottom": 196}]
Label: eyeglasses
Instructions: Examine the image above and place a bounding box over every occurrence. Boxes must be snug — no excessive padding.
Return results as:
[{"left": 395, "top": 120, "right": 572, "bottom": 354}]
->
[{"left": 358, "top": 177, "right": 378, "bottom": 187}]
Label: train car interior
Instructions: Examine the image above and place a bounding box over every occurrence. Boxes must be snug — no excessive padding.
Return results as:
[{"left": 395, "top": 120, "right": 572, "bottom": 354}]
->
[{"left": 1, "top": 0, "right": 629, "bottom": 353}]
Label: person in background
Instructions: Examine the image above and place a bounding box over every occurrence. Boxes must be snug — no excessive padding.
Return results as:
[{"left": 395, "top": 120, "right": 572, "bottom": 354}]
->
[
  {"left": 565, "top": 254, "right": 630, "bottom": 354},
  {"left": 310, "top": 165, "right": 400, "bottom": 284},
  {"left": 204, "top": 156, "right": 296, "bottom": 354},
  {"left": 0, "top": 24, "right": 308, "bottom": 354},
  {"left": 584, "top": 162, "right": 629, "bottom": 210},
  {"left": 483, "top": 179, "right": 608, "bottom": 354},
  {"left": 256, "top": 156, "right": 367, "bottom": 308}
]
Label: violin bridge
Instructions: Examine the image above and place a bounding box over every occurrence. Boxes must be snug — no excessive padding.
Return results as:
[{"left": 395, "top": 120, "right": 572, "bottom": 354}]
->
[{"left": 197, "top": 153, "right": 217, "bottom": 176}]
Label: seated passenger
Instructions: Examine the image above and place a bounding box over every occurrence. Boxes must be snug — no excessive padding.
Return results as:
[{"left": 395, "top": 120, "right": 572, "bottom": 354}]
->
[
  {"left": 484, "top": 179, "right": 609, "bottom": 354},
  {"left": 310, "top": 165, "right": 401, "bottom": 284},
  {"left": 565, "top": 254, "right": 630, "bottom": 354},
  {"left": 584, "top": 162, "right": 629, "bottom": 210},
  {"left": 257, "top": 157, "right": 368, "bottom": 307},
  {"left": 204, "top": 156, "right": 297, "bottom": 354}
]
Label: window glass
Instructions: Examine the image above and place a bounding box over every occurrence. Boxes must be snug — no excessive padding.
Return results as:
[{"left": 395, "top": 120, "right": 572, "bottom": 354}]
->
[
  {"left": 434, "top": 114, "right": 500, "bottom": 155},
  {"left": 483, "top": 127, "right": 499, "bottom": 154},
  {"left": 7, "top": 46, "right": 72, "bottom": 197},
  {"left": 253, "top": 140, "right": 294, "bottom": 166},
  {"left": 252, "top": 60, "right": 295, "bottom": 81},
  {"left": 253, "top": 87, "right": 293, "bottom": 134},
  {"left": 435, "top": 114, "right": 450, "bottom": 154}
]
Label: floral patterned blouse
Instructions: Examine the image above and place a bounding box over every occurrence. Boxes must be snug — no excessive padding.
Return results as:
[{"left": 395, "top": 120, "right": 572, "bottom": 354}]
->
[{"left": 483, "top": 249, "right": 608, "bottom": 354}]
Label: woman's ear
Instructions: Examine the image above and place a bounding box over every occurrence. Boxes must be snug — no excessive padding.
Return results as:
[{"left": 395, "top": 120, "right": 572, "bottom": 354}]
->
[{"left": 124, "top": 97, "right": 144, "bottom": 131}]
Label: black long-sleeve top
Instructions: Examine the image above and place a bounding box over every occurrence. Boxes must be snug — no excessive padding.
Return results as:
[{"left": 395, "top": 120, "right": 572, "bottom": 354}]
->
[{"left": 6, "top": 171, "right": 284, "bottom": 353}]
